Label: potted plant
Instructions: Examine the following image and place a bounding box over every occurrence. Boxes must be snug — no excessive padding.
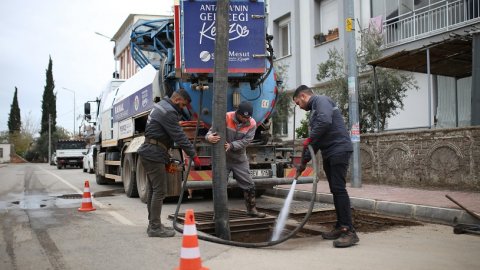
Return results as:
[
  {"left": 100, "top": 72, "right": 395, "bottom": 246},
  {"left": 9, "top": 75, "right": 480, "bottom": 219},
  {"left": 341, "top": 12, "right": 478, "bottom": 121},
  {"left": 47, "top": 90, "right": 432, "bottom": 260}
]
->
[
  {"left": 313, "top": 33, "right": 326, "bottom": 44},
  {"left": 326, "top": 28, "right": 339, "bottom": 41}
]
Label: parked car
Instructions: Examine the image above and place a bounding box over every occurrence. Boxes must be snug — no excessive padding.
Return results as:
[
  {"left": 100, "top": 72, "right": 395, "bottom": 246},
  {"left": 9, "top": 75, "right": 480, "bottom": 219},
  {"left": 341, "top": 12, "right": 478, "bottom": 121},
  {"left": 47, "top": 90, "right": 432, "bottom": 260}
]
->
[{"left": 82, "top": 145, "right": 95, "bottom": 174}]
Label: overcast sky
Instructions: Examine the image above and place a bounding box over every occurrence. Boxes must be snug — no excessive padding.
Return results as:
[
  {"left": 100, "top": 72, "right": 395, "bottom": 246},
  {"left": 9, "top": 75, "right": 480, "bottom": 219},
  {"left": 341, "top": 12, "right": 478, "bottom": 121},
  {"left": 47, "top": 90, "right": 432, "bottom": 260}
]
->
[{"left": 0, "top": 0, "right": 172, "bottom": 135}]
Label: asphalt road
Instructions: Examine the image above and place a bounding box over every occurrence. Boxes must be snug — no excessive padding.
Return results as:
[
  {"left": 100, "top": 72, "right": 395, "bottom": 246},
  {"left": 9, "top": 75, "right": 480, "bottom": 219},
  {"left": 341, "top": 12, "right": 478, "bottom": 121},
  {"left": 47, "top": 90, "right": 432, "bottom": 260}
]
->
[{"left": 1, "top": 163, "right": 479, "bottom": 270}]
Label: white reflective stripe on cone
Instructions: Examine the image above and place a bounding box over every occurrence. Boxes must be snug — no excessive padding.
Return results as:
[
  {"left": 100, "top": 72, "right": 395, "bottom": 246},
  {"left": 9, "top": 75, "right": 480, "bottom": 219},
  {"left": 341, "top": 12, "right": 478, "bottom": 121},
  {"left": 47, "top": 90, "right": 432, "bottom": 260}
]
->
[
  {"left": 180, "top": 247, "right": 200, "bottom": 259},
  {"left": 84, "top": 188, "right": 90, "bottom": 192},
  {"left": 82, "top": 198, "right": 92, "bottom": 202},
  {"left": 183, "top": 224, "right": 197, "bottom": 236}
]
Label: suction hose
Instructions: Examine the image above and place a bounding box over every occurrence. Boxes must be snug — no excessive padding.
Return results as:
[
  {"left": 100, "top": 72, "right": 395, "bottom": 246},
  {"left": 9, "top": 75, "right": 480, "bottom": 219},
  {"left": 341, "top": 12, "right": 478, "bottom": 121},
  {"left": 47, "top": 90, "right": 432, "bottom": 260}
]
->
[{"left": 172, "top": 132, "right": 319, "bottom": 247}]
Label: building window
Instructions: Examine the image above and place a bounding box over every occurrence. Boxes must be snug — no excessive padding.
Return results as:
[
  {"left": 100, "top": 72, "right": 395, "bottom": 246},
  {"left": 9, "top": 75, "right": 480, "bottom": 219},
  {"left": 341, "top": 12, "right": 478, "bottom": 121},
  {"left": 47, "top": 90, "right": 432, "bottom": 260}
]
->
[
  {"left": 319, "top": 0, "right": 338, "bottom": 35},
  {"left": 276, "top": 15, "right": 291, "bottom": 58},
  {"left": 0, "top": 148, "right": 3, "bottom": 158}
]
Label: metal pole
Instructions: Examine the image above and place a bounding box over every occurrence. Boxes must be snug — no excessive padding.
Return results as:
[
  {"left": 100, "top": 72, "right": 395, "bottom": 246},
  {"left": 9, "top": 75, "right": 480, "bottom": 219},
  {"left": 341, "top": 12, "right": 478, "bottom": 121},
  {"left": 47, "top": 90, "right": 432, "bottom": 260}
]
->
[
  {"left": 48, "top": 114, "right": 51, "bottom": 165},
  {"left": 344, "top": 0, "right": 361, "bottom": 187},
  {"left": 73, "top": 91, "right": 76, "bottom": 137},
  {"left": 292, "top": 105, "right": 296, "bottom": 156},
  {"left": 212, "top": 0, "right": 231, "bottom": 240},
  {"left": 471, "top": 33, "right": 480, "bottom": 125},
  {"left": 427, "top": 48, "right": 432, "bottom": 128},
  {"left": 455, "top": 77, "right": 458, "bottom": 127},
  {"left": 373, "top": 66, "right": 380, "bottom": 131},
  {"left": 94, "top": 32, "right": 118, "bottom": 77}
]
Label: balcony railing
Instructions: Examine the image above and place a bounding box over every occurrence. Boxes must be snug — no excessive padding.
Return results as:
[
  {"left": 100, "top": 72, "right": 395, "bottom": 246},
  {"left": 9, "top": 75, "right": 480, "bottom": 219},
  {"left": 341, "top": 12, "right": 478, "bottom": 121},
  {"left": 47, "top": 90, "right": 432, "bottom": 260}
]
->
[{"left": 383, "top": 0, "right": 480, "bottom": 47}]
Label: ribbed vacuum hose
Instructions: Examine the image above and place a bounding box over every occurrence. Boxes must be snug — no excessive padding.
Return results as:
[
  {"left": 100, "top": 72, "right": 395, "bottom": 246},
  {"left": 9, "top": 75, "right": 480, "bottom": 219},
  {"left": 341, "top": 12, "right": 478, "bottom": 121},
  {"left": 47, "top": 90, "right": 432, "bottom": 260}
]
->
[{"left": 172, "top": 124, "right": 319, "bottom": 248}]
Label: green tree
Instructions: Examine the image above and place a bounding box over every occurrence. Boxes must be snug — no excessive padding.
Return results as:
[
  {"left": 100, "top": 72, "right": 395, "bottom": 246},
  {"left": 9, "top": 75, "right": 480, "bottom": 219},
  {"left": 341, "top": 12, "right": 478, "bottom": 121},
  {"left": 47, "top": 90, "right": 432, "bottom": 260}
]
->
[
  {"left": 356, "top": 28, "right": 418, "bottom": 131},
  {"left": 31, "top": 127, "right": 70, "bottom": 162},
  {"left": 8, "top": 87, "right": 21, "bottom": 134},
  {"left": 33, "top": 56, "right": 58, "bottom": 161},
  {"left": 295, "top": 112, "right": 310, "bottom": 139},
  {"left": 13, "top": 111, "right": 39, "bottom": 157},
  {"left": 40, "top": 56, "right": 57, "bottom": 135},
  {"left": 316, "top": 28, "right": 418, "bottom": 132}
]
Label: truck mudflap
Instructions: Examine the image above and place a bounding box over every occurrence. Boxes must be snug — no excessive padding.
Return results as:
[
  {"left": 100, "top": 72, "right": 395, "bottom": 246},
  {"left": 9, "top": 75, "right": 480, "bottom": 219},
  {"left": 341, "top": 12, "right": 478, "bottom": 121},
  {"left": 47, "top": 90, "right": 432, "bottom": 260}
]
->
[{"left": 97, "top": 152, "right": 106, "bottom": 176}]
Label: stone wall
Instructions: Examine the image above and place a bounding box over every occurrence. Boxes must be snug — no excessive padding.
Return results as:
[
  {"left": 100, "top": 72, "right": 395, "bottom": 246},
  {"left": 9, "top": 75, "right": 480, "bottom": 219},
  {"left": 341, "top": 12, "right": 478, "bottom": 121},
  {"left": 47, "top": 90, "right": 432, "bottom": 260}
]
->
[{"left": 359, "top": 127, "right": 480, "bottom": 191}]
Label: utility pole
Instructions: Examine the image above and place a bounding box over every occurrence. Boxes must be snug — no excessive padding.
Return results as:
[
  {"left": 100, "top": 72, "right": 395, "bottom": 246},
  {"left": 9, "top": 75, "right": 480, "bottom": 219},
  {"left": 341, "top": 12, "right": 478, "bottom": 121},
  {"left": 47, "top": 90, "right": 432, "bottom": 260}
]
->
[
  {"left": 48, "top": 114, "right": 51, "bottom": 165},
  {"left": 211, "top": 0, "right": 231, "bottom": 240},
  {"left": 344, "top": 0, "right": 361, "bottom": 187}
]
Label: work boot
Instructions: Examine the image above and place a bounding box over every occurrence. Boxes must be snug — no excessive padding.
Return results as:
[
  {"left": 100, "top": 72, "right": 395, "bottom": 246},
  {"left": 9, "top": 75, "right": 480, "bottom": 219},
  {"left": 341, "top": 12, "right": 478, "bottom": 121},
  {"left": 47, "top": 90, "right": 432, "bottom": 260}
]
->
[
  {"left": 321, "top": 227, "right": 344, "bottom": 240},
  {"left": 332, "top": 228, "right": 359, "bottom": 248},
  {"left": 147, "top": 223, "right": 174, "bottom": 233},
  {"left": 243, "top": 189, "right": 266, "bottom": 218},
  {"left": 147, "top": 224, "right": 175, "bottom": 238}
]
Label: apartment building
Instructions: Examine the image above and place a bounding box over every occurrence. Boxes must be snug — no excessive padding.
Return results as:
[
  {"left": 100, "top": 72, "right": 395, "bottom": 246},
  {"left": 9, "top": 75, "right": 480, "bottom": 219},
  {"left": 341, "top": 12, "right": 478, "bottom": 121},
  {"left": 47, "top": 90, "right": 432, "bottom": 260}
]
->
[{"left": 268, "top": 0, "right": 480, "bottom": 139}]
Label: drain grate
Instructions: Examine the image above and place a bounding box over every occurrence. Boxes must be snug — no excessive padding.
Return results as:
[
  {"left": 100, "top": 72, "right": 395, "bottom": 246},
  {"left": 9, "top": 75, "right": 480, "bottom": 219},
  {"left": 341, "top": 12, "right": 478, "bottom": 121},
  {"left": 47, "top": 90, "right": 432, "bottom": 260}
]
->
[
  {"left": 57, "top": 194, "right": 83, "bottom": 199},
  {"left": 169, "top": 210, "right": 277, "bottom": 242},
  {"left": 56, "top": 189, "right": 124, "bottom": 199}
]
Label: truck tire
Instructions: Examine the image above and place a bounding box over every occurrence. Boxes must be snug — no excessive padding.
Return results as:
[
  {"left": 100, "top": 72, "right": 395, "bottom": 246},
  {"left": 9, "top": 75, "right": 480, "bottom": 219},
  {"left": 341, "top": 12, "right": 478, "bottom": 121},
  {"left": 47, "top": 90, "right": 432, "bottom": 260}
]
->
[
  {"left": 136, "top": 157, "right": 148, "bottom": 203},
  {"left": 122, "top": 154, "right": 139, "bottom": 198}
]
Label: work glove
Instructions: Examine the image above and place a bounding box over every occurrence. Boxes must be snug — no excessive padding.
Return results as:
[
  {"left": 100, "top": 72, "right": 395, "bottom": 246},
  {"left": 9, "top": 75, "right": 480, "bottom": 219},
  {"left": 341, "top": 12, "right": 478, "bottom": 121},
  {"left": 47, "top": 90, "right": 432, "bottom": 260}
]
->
[
  {"left": 303, "top": 138, "right": 312, "bottom": 148},
  {"left": 295, "top": 162, "right": 307, "bottom": 179},
  {"left": 192, "top": 156, "right": 201, "bottom": 168}
]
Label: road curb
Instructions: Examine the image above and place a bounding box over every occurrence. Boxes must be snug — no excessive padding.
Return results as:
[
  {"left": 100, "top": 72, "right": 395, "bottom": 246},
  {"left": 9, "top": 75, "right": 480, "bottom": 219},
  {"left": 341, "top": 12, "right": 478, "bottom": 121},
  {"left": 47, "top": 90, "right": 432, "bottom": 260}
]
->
[{"left": 266, "top": 188, "right": 480, "bottom": 225}]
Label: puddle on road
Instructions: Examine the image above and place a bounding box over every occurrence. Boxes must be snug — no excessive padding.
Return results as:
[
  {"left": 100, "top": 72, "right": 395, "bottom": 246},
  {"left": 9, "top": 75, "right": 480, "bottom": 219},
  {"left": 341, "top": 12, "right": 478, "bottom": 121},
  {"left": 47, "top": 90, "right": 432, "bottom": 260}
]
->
[
  {"left": 1, "top": 188, "right": 124, "bottom": 210},
  {"left": 9, "top": 195, "right": 54, "bottom": 210}
]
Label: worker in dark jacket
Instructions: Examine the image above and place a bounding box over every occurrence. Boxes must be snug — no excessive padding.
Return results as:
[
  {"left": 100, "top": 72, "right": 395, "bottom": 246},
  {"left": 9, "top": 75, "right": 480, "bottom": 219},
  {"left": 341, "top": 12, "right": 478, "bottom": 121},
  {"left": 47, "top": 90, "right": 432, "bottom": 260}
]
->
[
  {"left": 138, "top": 89, "right": 201, "bottom": 237},
  {"left": 205, "top": 101, "right": 266, "bottom": 218},
  {"left": 293, "top": 85, "right": 358, "bottom": 248}
]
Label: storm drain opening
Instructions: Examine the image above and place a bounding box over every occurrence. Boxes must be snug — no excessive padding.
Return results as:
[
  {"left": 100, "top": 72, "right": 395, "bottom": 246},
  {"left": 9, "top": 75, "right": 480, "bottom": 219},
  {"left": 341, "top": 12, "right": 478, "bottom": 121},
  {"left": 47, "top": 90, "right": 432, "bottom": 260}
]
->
[
  {"left": 56, "top": 189, "right": 124, "bottom": 199},
  {"left": 170, "top": 210, "right": 277, "bottom": 243},
  {"left": 57, "top": 194, "right": 83, "bottom": 199},
  {"left": 170, "top": 197, "right": 422, "bottom": 243}
]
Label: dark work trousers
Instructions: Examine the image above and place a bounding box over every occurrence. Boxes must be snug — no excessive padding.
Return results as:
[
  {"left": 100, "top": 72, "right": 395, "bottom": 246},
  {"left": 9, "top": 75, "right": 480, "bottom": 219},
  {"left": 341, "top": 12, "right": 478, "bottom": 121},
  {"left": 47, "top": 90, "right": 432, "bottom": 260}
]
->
[
  {"left": 140, "top": 156, "right": 167, "bottom": 228},
  {"left": 323, "top": 152, "right": 354, "bottom": 231},
  {"left": 226, "top": 158, "right": 255, "bottom": 191}
]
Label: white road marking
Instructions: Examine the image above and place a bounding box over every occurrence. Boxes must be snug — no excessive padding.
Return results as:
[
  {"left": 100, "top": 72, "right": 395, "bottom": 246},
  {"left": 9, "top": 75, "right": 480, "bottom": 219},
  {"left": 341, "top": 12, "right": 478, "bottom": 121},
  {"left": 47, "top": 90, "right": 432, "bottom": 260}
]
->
[{"left": 38, "top": 166, "right": 135, "bottom": 226}]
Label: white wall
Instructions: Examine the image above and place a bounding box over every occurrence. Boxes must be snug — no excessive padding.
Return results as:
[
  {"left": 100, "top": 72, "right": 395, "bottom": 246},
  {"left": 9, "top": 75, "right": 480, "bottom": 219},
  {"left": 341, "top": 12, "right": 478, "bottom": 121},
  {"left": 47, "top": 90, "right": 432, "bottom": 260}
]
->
[
  {"left": 0, "top": 144, "right": 11, "bottom": 163},
  {"left": 386, "top": 73, "right": 431, "bottom": 129}
]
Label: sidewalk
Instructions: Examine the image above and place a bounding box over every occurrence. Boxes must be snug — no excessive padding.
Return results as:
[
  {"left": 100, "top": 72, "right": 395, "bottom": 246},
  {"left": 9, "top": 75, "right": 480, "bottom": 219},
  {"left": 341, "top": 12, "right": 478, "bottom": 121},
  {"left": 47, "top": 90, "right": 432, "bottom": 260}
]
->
[{"left": 268, "top": 180, "right": 480, "bottom": 225}]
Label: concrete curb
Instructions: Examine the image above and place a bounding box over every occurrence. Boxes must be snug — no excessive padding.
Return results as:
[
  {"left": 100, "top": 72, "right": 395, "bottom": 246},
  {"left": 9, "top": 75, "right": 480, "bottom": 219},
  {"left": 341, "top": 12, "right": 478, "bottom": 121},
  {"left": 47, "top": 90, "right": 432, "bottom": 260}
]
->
[{"left": 266, "top": 188, "right": 480, "bottom": 226}]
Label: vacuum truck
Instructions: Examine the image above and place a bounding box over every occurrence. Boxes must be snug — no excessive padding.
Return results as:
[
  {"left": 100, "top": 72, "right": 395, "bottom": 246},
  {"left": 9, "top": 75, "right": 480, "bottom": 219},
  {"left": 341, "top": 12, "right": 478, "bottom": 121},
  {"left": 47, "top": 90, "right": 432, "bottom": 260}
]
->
[{"left": 85, "top": 0, "right": 299, "bottom": 202}]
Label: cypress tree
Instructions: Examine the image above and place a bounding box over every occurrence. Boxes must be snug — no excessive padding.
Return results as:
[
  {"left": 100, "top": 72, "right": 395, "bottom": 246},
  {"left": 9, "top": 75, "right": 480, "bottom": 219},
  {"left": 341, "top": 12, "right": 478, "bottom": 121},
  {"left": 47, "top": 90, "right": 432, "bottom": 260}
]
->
[
  {"left": 40, "top": 56, "right": 57, "bottom": 135},
  {"left": 8, "top": 87, "right": 21, "bottom": 134}
]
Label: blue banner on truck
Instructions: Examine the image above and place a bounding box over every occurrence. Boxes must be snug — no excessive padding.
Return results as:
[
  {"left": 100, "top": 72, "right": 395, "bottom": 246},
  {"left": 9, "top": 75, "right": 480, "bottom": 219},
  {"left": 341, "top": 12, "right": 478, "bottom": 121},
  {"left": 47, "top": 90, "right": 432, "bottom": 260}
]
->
[
  {"left": 113, "top": 84, "right": 154, "bottom": 122},
  {"left": 181, "top": 0, "right": 266, "bottom": 73}
]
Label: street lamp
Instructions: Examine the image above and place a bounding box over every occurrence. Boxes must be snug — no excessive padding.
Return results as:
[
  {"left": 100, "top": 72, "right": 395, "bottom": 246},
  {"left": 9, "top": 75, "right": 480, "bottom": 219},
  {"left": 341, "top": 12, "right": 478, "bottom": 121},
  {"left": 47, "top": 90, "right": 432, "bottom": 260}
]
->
[
  {"left": 95, "top": 31, "right": 118, "bottom": 78},
  {"left": 61, "top": 87, "right": 76, "bottom": 136}
]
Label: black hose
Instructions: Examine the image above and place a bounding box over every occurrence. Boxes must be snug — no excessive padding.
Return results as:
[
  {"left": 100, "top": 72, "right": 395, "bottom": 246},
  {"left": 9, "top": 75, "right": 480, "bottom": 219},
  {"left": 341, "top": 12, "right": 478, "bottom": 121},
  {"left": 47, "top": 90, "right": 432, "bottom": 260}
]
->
[{"left": 172, "top": 135, "right": 319, "bottom": 248}]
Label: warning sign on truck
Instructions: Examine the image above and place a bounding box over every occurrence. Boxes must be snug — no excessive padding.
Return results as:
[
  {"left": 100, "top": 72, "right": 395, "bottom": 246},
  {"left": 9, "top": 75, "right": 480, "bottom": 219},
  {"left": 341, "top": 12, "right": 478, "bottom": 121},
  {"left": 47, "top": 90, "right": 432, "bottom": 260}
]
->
[{"left": 181, "top": 0, "right": 266, "bottom": 73}]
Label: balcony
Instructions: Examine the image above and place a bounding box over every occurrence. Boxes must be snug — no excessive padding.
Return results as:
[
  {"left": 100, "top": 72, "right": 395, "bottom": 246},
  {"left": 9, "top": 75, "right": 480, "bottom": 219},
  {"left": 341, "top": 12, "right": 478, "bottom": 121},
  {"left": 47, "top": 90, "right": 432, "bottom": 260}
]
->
[{"left": 383, "top": 0, "right": 480, "bottom": 48}]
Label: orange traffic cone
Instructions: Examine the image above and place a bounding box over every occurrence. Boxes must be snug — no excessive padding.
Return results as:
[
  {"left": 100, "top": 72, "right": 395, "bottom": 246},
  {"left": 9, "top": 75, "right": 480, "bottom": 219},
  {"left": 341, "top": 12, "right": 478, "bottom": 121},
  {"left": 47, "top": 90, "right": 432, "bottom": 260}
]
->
[
  {"left": 175, "top": 209, "right": 208, "bottom": 270},
  {"left": 78, "top": 180, "right": 96, "bottom": 212}
]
